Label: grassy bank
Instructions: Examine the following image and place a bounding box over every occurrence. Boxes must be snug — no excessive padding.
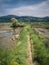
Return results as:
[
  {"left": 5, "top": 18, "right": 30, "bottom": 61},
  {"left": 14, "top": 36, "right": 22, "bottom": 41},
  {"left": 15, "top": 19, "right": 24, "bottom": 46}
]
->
[
  {"left": 13, "top": 27, "right": 28, "bottom": 65},
  {"left": 28, "top": 25, "right": 49, "bottom": 65},
  {"left": 0, "top": 26, "right": 28, "bottom": 65}
]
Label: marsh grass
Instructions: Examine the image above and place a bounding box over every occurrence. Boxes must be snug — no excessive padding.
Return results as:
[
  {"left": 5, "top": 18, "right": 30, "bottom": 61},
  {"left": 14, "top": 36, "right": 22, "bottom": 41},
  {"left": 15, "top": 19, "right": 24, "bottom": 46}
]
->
[{"left": 28, "top": 26, "right": 49, "bottom": 65}]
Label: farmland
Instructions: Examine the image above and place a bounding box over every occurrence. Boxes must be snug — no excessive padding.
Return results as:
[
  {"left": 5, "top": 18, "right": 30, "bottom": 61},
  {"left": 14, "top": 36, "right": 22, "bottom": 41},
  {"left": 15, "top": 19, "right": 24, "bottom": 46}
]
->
[{"left": 0, "top": 22, "right": 49, "bottom": 65}]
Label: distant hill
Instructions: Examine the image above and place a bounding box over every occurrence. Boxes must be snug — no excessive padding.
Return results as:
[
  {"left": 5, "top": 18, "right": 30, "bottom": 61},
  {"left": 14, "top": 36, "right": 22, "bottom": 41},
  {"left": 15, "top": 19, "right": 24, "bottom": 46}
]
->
[{"left": 0, "top": 15, "right": 49, "bottom": 22}]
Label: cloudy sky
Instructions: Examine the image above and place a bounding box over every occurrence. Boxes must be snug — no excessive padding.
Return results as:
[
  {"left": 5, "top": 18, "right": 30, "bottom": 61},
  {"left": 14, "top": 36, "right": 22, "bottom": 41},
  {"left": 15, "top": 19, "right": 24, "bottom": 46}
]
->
[{"left": 0, "top": 0, "right": 49, "bottom": 17}]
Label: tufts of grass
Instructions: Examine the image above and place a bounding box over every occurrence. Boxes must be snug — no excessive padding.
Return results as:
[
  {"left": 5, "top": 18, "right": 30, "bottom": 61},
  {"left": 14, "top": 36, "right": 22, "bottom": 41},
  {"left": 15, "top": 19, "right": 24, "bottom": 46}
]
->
[
  {"left": 28, "top": 25, "right": 49, "bottom": 65},
  {"left": 0, "top": 26, "right": 28, "bottom": 65},
  {"left": 11, "top": 27, "right": 28, "bottom": 65}
]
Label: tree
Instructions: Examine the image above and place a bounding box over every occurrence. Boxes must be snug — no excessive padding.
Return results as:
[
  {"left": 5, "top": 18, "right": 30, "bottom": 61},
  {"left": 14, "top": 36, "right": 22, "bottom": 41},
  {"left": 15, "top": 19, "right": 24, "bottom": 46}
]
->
[
  {"left": 11, "top": 18, "right": 24, "bottom": 28},
  {"left": 11, "top": 18, "right": 19, "bottom": 28}
]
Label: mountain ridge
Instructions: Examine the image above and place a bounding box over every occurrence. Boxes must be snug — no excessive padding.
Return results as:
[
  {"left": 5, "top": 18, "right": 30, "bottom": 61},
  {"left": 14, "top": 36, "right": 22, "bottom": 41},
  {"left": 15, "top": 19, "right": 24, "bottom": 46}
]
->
[{"left": 0, "top": 15, "right": 49, "bottom": 22}]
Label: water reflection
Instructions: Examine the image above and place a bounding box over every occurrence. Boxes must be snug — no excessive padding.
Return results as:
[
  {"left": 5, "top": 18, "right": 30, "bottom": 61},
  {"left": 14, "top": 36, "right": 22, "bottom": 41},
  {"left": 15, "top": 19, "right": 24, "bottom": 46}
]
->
[{"left": 0, "top": 32, "right": 13, "bottom": 37}]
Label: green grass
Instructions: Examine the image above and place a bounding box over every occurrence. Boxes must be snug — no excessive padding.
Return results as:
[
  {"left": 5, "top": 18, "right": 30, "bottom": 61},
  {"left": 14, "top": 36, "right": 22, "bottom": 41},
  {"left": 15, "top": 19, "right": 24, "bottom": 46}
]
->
[
  {"left": 0, "top": 23, "right": 49, "bottom": 65},
  {"left": 13, "top": 27, "right": 28, "bottom": 65},
  {"left": 0, "top": 48, "right": 13, "bottom": 65},
  {"left": 28, "top": 25, "right": 49, "bottom": 65},
  {"left": 0, "top": 26, "right": 28, "bottom": 65}
]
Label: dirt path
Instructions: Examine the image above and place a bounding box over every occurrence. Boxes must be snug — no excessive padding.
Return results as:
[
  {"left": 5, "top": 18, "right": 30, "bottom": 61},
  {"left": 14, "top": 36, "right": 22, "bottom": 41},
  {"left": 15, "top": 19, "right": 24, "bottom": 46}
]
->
[{"left": 27, "top": 34, "right": 34, "bottom": 65}]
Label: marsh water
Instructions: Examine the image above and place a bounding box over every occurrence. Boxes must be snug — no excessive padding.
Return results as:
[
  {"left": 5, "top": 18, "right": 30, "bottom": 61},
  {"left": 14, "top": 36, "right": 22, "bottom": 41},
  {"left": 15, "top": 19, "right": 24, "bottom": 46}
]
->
[
  {"left": 0, "top": 23, "right": 49, "bottom": 49},
  {"left": 0, "top": 25, "right": 12, "bottom": 36},
  {"left": 0, "top": 24, "right": 14, "bottom": 49},
  {"left": 0, "top": 23, "right": 21, "bottom": 49}
]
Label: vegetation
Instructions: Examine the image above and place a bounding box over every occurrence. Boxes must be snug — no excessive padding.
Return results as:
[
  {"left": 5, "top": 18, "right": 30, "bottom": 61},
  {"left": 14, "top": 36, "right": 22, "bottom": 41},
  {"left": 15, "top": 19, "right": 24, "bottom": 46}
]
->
[
  {"left": 11, "top": 18, "right": 24, "bottom": 28},
  {"left": 0, "top": 22, "right": 49, "bottom": 65},
  {"left": 28, "top": 25, "right": 49, "bottom": 65},
  {"left": 0, "top": 48, "right": 12, "bottom": 65},
  {"left": 13, "top": 27, "right": 28, "bottom": 65},
  {"left": 11, "top": 18, "right": 20, "bottom": 28},
  {"left": 31, "top": 22, "right": 49, "bottom": 29},
  {"left": 0, "top": 15, "right": 49, "bottom": 22},
  {"left": 0, "top": 26, "right": 28, "bottom": 65}
]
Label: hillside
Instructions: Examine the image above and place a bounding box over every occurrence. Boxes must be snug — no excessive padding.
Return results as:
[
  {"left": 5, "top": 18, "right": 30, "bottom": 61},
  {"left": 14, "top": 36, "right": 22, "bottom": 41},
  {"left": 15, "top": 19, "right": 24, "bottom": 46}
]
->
[{"left": 0, "top": 15, "right": 49, "bottom": 22}]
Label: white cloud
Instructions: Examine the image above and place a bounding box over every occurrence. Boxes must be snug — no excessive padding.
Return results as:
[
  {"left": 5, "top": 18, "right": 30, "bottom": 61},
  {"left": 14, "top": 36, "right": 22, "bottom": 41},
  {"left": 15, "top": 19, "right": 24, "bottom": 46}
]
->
[{"left": 1, "top": 0, "right": 49, "bottom": 17}]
